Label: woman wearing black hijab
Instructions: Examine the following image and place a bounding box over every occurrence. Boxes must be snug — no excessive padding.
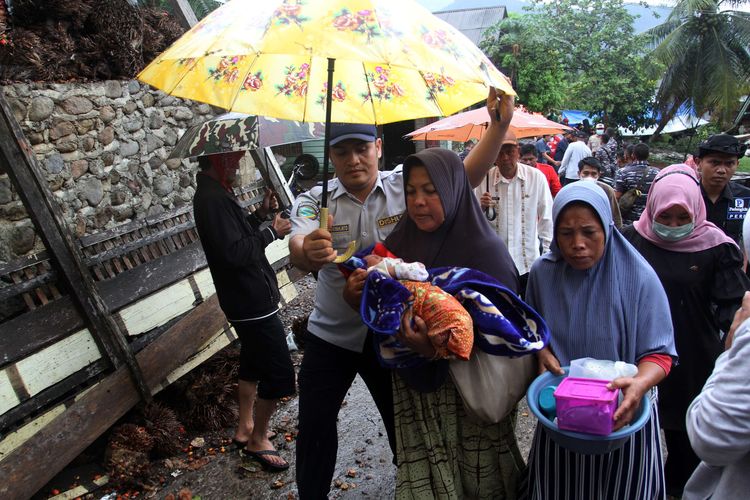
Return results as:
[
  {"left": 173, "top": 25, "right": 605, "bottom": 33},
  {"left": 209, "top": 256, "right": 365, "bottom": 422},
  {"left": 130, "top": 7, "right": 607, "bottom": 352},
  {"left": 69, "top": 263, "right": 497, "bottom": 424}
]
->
[{"left": 384, "top": 148, "right": 522, "bottom": 499}]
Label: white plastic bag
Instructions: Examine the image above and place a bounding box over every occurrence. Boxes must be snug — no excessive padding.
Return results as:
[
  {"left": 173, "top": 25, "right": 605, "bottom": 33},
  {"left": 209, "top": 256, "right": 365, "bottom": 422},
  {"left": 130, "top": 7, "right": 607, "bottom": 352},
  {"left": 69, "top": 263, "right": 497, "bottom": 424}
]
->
[
  {"left": 286, "top": 330, "right": 298, "bottom": 351},
  {"left": 569, "top": 357, "right": 637, "bottom": 381}
]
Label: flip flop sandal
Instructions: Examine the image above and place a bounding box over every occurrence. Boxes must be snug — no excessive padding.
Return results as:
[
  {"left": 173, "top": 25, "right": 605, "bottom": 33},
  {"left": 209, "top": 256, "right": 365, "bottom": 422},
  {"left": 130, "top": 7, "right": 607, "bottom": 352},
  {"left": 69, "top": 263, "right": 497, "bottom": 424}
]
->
[
  {"left": 242, "top": 449, "right": 289, "bottom": 472},
  {"left": 231, "top": 430, "right": 278, "bottom": 449}
]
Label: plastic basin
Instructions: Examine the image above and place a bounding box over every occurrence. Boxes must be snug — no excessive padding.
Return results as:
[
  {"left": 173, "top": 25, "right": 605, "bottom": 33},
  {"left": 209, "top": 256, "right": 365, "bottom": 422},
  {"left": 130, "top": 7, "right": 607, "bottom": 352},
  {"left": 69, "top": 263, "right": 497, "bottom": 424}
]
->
[{"left": 526, "top": 367, "right": 651, "bottom": 455}]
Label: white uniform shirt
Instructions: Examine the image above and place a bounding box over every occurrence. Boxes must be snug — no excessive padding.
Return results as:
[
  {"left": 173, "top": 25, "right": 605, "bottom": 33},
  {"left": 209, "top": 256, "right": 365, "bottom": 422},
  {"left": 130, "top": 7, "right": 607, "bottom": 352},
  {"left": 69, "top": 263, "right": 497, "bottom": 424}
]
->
[
  {"left": 290, "top": 168, "right": 405, "bottom": 352},
  {"left": 475, "top": 163, "right": 553, "bottom": 275},
  {"left": 559, "top": 141, "right": 592, "bottom": 180}
]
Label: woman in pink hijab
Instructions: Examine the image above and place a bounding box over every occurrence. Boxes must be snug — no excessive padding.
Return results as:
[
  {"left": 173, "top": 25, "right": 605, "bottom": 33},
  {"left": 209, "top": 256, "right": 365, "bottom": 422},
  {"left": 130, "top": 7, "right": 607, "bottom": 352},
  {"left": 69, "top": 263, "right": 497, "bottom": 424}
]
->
[{"left": 623, "top": 164, "right": 750, "bottom": 498}]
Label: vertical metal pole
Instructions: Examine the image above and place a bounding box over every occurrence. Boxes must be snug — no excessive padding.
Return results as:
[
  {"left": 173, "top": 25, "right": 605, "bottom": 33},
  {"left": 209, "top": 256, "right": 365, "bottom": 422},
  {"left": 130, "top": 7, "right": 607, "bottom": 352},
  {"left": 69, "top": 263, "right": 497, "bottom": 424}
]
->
[{"left": 318, "top": 58, "right": 336, "bottom": 230}]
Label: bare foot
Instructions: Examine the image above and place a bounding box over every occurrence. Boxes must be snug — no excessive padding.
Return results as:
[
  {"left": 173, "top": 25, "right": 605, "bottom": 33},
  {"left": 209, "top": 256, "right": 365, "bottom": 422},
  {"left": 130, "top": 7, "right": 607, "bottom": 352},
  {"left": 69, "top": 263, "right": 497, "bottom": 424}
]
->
[{"left": 233, "top": 427, "right": 277, "bottom": 444}]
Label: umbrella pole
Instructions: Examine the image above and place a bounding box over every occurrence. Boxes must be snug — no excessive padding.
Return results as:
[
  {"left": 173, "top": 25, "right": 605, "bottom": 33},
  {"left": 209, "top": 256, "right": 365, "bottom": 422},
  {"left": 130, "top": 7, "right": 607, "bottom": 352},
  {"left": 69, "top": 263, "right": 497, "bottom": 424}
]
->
[{"left": 319, "top": 58, "right": 336, "bottom": 230}]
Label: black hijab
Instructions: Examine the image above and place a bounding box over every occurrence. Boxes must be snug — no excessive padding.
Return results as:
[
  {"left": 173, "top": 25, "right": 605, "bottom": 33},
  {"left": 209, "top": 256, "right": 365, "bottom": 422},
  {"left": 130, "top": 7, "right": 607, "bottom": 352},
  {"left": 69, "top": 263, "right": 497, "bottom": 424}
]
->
[
  {"left": 385, "top": 148, "right": 519, "bottom": 393},
  {"left": 386, "top": 148, "right": 519, "bottom": 291}
]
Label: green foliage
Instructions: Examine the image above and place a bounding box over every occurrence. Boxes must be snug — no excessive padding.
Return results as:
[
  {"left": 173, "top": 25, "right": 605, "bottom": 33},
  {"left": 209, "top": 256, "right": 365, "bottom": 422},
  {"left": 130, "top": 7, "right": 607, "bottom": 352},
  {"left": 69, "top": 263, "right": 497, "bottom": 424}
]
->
[
  {"left": 537, "top": 0, "right": 658, "bottom": 129},
  {"left": 739, "top": 156, "right": 750, "bottom": 173},
  {"left": 647, "top": 0, "right": 750, "bottom": 130},
  {"left": 481, "top": 0, "right": 658, "bottom": 129},
  {"left": 481, "top": 15, "right": 568, "bottom": 114}
]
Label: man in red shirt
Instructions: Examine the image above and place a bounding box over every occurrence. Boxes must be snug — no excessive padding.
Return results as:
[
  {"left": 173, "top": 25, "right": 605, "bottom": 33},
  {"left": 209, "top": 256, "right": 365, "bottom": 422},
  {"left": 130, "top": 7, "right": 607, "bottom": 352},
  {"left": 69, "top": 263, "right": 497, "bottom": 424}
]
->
[{"left": 520, "top": 143, "right": 561, "bottom": 197}]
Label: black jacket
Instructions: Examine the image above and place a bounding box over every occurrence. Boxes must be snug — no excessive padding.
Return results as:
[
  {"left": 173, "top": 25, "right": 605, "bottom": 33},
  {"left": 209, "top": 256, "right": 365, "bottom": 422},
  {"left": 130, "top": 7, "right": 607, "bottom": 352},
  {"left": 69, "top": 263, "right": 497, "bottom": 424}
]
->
[
  {"left": 702, "top": 181, "right": 750, "bottom": 245},
  {"left": 193, "top": 173, "right": 280, "bottom": 320}
]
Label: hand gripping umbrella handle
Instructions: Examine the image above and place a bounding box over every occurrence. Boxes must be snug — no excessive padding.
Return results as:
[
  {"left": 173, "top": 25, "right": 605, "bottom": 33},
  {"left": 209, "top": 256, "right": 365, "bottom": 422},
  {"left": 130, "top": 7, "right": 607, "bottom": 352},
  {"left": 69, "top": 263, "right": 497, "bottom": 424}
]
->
[{"left": 319, "top": 207, "right": 357, "bottom": 263}]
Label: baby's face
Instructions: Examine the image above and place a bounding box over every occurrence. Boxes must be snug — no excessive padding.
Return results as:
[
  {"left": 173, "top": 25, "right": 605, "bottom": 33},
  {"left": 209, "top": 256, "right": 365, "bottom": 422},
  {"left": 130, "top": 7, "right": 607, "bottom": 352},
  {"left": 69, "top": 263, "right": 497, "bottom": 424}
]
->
[{"left": 364, "top": 254, "right": 384, "bottom": 267}]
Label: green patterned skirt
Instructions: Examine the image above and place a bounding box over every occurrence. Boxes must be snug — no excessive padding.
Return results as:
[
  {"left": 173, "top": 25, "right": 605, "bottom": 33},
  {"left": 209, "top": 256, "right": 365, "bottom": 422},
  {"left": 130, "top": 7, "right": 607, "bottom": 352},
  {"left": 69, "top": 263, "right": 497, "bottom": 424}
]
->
[{"left": 393, "top": 373, "right": 524, "bottom": 500}]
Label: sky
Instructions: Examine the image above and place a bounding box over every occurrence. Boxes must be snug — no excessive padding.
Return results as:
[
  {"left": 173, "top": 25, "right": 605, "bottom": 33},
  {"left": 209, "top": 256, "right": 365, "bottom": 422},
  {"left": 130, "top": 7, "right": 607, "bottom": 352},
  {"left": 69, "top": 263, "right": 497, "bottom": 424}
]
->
[{"left": 417, "top": 0, "right": 678, "bottom": 8}]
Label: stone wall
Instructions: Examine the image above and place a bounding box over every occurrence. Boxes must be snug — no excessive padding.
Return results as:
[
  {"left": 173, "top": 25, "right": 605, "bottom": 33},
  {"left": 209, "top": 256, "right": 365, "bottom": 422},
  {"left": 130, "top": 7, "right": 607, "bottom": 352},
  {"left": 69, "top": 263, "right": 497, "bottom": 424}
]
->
[{"left": 0, "top": 80, "right": 224, "bottom": 263}]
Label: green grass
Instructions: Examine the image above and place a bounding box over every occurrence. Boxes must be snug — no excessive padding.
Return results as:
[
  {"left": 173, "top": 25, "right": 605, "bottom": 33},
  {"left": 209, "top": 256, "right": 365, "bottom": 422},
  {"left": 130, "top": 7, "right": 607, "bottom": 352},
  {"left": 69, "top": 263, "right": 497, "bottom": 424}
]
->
[{"left": 739, "top": 157, "right": 750, "bottom": 173}]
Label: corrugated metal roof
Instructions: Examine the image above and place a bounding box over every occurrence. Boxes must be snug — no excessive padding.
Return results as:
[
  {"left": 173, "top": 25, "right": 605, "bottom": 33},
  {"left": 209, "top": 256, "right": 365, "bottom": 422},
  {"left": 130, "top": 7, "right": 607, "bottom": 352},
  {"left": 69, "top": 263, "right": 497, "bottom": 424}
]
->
[{"left": 434, "top": 6, "right": 507, "bottom": 46}]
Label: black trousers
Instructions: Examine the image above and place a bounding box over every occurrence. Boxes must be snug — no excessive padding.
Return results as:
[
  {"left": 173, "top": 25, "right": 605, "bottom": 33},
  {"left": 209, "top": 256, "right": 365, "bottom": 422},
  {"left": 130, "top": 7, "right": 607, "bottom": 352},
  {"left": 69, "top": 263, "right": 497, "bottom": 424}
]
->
[{"left": 296, "top": 330, "right": 396, "bottom": 500}]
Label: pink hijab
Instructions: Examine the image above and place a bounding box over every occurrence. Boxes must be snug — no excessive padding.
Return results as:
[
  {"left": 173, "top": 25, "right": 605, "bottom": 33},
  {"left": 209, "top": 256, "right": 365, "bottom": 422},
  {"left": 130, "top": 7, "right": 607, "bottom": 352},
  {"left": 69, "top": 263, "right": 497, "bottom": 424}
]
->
[{"left": 634, "top": 164, "right": 738, "bottom": 252}]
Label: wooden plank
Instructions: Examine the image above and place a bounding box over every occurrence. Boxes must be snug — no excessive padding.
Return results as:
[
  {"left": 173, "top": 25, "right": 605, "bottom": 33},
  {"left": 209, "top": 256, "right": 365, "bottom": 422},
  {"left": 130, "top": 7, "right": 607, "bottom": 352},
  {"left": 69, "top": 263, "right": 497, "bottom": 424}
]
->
[
  {"left": 98, "top": 241, "right": 207, "bottom": 311},
  {"left": 167, "top": 0, "right": 199, "bottom": 28},
  {"left": 276, "top": 269, "right": 291, "bottom": 288},
  {"left": 266, "top": 236, "right": 291, "bottom": 266},
  {"left": 256, "top": 147, "right": 294, "bottom": 210},
  {"left": 10, "top": 271, "right": 36, "bottom": 310},
  {"left": 0, "top": 402, "right": 65, "bottom": 461},
  {"left": 0, "top": 295, "right": 225, "bottom": 500},
  {"left": 0, "top": 90, "right": 150, "bottom": 401},
  {"left": 0, "top": 370, "right": 20, "bottom": 417},
  {"left": 0, "top": 250, "right": 49, "bottom": 276},
  {"left": 117, "top": 280, "right": 196, "bottom": 337},
  {"left": 0, "top": 243, "right": 208, "bottom": 368},
  {"left": 0, "top": 270, "right": 56, "bottom": 303},
  {"left": 49, "top": 474, "right": 109, "bottom": 500},
  {"left": 279, "top": 280, "right": 298, "bottom": 304},
  {"left": 0, "top": 296, "right": 83, "bottom": 367},
  {"left": 192, "top": 267, "right": 215, "bottom": 300},
  {"left": 0, "top": 361, "right": 107, "bottom": 432},
  {"left": 153, "top": 326, "right": 237, "bottom": 393},
  {"left": 0, "top": 378, "right": 100, "bottom": 459},
  {"left": 77, "top": 205, "right": 192, "bottom": 248},
  {"left": 15, "top": 330, "right": 102, "bottom": 397}
]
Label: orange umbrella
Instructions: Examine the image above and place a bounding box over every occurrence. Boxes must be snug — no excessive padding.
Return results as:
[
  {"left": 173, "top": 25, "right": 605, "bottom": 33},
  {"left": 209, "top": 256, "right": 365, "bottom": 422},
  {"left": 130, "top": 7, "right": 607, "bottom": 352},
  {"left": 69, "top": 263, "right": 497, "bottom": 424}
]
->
[{"left": 407, "top": 107, "right": 570, "bottom": 141}]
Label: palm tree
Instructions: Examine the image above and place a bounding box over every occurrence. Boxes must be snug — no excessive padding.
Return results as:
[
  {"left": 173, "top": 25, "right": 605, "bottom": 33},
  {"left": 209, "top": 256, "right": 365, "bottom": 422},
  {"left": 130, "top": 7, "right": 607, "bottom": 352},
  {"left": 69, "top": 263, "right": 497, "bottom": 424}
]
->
[{"left": 647, "top": 0, "right": 750, "bottom": 136}]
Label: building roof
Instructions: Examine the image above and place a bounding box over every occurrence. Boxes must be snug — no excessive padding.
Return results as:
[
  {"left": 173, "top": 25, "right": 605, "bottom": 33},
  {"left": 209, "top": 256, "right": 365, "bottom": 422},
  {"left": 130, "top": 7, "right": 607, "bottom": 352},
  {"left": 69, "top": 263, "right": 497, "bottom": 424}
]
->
[{"left": 434, "top": 5, "right": 507, "bottom": 46}]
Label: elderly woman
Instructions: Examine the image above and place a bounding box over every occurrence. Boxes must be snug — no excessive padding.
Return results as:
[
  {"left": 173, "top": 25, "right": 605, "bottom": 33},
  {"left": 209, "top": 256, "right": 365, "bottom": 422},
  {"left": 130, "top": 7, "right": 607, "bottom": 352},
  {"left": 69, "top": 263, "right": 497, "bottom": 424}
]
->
[
  {"left": 381, "top": 148, "right": 523, "bottom": 498},
  {"left": 622, "top": 164, "right": 750, "bottom": 496},
  {"left": 522, "top": 182, "right": 677, "bottom": 499}
]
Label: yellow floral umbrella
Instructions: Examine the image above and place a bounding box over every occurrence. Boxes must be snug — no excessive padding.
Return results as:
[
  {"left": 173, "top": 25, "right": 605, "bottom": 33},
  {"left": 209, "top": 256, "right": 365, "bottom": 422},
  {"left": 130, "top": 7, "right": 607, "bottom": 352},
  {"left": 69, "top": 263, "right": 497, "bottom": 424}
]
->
[
  {"left": 138, "top": 0, "right": 515, "bottom": 260},
  {"left": 138, "top": 0, "right": 514, "bottom": 124}
]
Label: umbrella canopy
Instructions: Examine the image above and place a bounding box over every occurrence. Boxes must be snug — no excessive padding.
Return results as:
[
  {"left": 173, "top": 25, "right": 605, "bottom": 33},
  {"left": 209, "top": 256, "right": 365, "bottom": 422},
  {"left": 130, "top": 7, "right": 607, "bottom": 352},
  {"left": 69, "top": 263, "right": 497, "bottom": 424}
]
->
[
  {"left": 137, "top": 0, "right": 514, "bottom": 125},
  {"left": 168, "top": 113, "right": 325, "bottom": 159},
  {"left": 406, "top": 107, "right": 570, "bottom": 141}
]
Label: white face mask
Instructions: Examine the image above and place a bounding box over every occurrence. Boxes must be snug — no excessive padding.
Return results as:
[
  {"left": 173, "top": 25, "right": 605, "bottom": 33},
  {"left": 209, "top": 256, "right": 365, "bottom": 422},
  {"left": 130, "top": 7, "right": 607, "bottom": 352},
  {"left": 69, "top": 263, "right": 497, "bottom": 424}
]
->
[
  {"left": 596, "top": 129, "right": 604, "bottom": 135},
  {"left": 579, "top": 176, "right": 597, "bottom": 183}
]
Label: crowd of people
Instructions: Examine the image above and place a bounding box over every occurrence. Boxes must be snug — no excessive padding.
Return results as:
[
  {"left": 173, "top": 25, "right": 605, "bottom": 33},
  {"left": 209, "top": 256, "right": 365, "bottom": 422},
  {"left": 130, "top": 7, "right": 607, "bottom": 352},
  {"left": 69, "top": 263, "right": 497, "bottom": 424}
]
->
[{"left": 192, "top": 88, "right": 750, "bottom": 499}]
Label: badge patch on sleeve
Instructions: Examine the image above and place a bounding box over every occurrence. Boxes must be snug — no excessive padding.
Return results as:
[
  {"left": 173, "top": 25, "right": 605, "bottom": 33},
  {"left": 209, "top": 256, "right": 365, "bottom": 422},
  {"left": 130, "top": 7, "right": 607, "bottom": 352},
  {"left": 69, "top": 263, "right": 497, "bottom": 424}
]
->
[
  {"left": 727, "top": 198, "right": 750, "bottom": 220},
  {"left": 377, "top": 214, "right": 403, "bottom": 227},
  {"left": 296, "top": 201, "right": 320, "bottom": 221}
]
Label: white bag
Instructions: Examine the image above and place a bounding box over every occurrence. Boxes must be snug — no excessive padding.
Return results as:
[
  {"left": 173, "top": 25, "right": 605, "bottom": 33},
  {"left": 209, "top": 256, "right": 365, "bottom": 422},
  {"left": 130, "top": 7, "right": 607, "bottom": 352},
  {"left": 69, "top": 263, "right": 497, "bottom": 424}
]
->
[
  {"left": 449, "top": 349, "right": 536, "bottom": 423},
  {"left": 569, "top": 357, "right": 637, "bottom": 381}
]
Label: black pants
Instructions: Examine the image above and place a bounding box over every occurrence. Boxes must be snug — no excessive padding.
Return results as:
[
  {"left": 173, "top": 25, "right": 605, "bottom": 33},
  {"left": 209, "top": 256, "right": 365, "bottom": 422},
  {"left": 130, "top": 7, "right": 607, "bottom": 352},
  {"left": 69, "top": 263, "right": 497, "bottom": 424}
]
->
[
  {"left": 663, "top": 429, "right": 700, "bottom": 497},
  {"left": 232, "top": 314, "right": 295, "bottom": 400},
  {"left": 296, "top": 330, "right": 396, "bottom": 500}
]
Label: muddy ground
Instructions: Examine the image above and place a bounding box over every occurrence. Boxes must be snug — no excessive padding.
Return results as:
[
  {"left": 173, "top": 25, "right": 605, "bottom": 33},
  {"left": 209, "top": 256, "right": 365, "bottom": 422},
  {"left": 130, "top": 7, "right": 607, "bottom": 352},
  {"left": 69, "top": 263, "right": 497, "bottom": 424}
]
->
[
  {"left": 157, "top": 275, "right": 538, "bottom": 499},
  {"left": 41, "top": 275, "right": 537, "bottom": 500}
]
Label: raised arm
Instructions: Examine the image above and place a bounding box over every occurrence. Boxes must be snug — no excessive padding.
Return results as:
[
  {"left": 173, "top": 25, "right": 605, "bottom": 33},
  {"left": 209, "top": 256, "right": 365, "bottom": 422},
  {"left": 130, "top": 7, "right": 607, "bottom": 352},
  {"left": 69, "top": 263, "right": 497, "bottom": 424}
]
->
[{"left": 464, "top": 87, "right": 514, "bottom": 188}]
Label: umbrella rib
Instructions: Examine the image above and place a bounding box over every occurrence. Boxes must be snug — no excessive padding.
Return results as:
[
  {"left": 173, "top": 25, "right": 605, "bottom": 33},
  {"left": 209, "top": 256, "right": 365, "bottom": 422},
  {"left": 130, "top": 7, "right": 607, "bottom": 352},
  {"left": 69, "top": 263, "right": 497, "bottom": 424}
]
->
[
  {"left": 301, "top": 52, "right": 313, "bottom": 124},
  {"left": 226, "top": 53, "right": 262, "bottom": 114},
  {"left": 417, "top": 69, "right": 445, "bottom": 119},
  {"left": 164, "top": 6, "right": 257, "bottom": 109},
  {"left": 361, "top": 60, "right": 378, "bottom": 125}
]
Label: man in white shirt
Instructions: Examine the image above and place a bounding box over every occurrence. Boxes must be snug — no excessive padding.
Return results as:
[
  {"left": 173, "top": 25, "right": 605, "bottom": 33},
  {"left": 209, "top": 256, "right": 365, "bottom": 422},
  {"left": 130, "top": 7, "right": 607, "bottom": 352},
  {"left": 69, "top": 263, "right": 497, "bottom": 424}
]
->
[
  {"left": 476, "top": 131, "right": 553, "bottom": 297},
  {"left": 558, "top": 129, "right": 592, "bottom": 185}
]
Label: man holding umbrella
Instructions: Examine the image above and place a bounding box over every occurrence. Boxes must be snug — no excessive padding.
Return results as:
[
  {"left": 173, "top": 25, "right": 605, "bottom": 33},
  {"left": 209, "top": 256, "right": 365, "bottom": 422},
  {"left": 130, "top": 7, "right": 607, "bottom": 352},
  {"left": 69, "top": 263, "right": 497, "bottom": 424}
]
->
[
  {"left": 193, "top": 151, "right": 294, "bottom": 472},
  {"left": 289, "top": 89, "right": 515, "bottom": 499}
]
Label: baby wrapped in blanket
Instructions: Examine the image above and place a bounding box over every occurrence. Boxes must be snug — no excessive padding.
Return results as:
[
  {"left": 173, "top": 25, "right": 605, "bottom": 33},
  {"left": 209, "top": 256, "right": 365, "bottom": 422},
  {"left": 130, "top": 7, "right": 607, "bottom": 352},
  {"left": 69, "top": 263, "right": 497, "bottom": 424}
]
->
[
  {"left": 341, "top": 244, "right": 548, "bottom": 369},
  {"left": 361, "top": 253, "right": 474, "bottom": 361}
]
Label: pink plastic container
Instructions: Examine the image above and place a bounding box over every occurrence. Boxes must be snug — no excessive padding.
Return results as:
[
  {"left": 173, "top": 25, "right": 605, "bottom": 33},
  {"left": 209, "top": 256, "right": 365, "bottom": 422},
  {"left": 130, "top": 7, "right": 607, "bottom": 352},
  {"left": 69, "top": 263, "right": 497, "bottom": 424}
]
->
[{"left": 553, "top": 377, "right": 619, "bottom": 436}]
